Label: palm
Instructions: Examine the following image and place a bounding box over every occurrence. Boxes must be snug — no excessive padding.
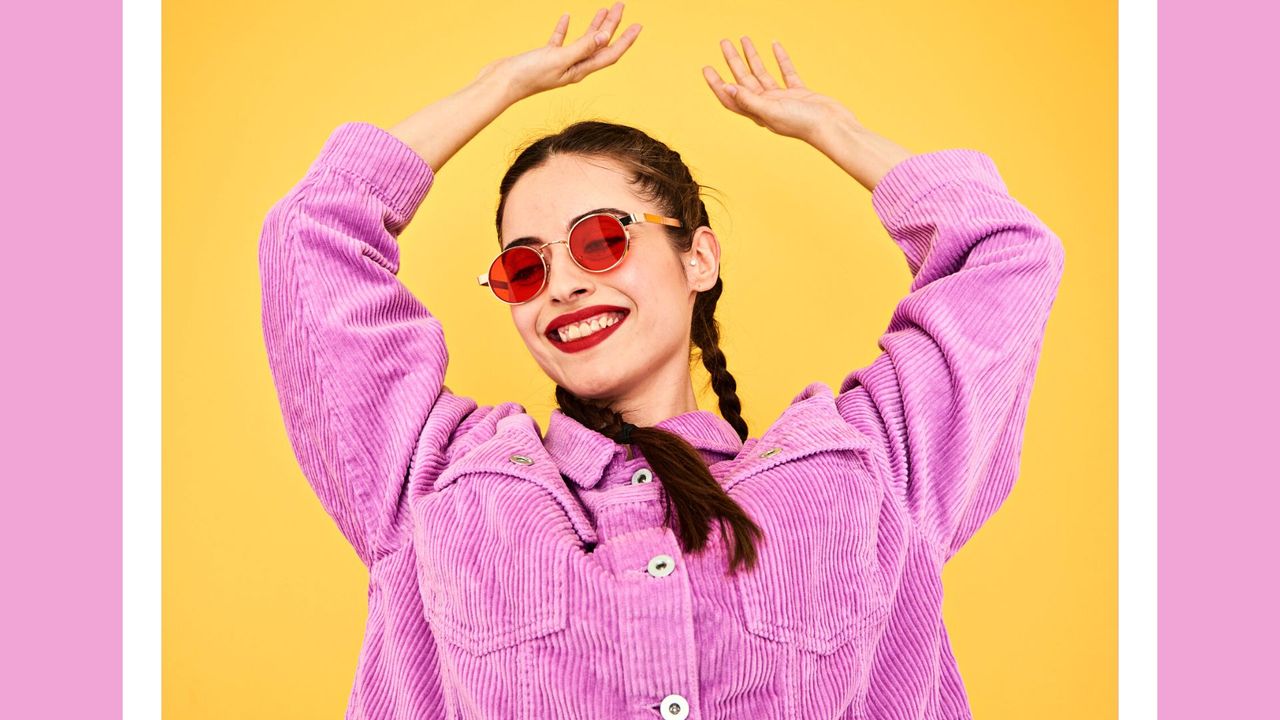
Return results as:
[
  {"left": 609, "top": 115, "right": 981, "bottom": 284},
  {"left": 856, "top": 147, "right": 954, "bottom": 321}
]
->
[
  {"left": 500, "top": 44, "right": 596, "bottom": 88},
  {"left": 703, "top": 37, "right": 861, "bottom": 143},
  {"left": 747, "top": 86, "right": 844, "bottom": 136},
  {"left": 479, "top": 3, "right": 642, "bottom": 101}
]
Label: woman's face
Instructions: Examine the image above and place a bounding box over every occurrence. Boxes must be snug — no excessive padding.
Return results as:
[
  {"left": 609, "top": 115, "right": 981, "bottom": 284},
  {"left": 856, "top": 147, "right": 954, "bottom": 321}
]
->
[{"left": 499, "top": 153, "right": 719, "bottom": 405}]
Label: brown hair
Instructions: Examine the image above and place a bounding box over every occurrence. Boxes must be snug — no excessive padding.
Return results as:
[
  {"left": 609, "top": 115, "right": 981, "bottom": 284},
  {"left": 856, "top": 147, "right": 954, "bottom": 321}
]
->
[{"left": 495, "top": 120, "right": 763, "bottom": 575}]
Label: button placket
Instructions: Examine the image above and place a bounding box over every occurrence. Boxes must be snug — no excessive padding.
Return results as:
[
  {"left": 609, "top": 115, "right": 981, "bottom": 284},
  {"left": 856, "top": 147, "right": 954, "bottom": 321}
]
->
[{"left": 604, "top": 529, "right": 696, "bottom": 720}]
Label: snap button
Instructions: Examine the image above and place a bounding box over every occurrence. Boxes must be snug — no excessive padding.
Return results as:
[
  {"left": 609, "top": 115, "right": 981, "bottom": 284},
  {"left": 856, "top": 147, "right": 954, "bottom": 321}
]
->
[
  {"left": 659, "top": 693, "right": 690, "bottom": 720},
  {"left": 630, "top": 467, "right": 654, "bottom": 484},
  {"left": 759, "top": 447, "right": 781, "bottom": 458},
  {"left": 647, "top": 554, "right": 675, "bottom": 578},
  {"left": 508, "top": 454, "right": 534, "bottom": 465}
]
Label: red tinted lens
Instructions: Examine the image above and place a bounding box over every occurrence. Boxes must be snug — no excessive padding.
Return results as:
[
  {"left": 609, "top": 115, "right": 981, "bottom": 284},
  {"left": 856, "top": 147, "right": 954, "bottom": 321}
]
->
[
  {"left": 569, "top": 215, "right": 628, "bottom": 271},
  {"left": 488, "top": 246, "right": 546, "bottom": 303}
]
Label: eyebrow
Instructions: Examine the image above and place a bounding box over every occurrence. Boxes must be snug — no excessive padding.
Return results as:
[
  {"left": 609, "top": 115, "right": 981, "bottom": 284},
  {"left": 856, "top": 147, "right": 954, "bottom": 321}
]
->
[{"left": 501, "top": 207, "right": 628, "bottom": 250}]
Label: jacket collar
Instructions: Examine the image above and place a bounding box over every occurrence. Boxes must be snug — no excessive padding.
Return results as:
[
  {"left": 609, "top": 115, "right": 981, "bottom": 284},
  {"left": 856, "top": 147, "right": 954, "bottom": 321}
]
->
[{"left": 544, "top": 408, "right": 745, "bottom": 490}]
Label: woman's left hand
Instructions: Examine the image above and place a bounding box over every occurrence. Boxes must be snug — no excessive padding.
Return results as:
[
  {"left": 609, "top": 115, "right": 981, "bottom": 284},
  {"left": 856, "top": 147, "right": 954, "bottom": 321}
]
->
[
  {"left": 702, "top": 38, "right": 860, "bottom": 146},
  {"left": 703, "top": 37, "right": 914, "bottom": 193}
]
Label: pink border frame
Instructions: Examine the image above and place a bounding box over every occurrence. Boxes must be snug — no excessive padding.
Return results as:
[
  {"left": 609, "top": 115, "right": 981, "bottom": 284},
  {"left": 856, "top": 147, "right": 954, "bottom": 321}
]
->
[
  {"left": 1158, "top": 1, "right": 1277, "bottom": 717},
  {"left": 10, "top": 0, "right": 1275, "bottom": 715},
  {"left": 2, "top": 1, "right": 123, "bottom": 716}
]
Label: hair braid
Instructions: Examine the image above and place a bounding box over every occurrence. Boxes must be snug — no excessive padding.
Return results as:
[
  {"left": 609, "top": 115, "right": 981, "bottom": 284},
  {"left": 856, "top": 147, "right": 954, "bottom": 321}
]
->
[
  {"left": 691, "top": 277, "right": 748, "bottom": 442},
  {"left": 555, "top": 385, "right": 762, "bottom": 574},
  {"left": 553, "top": 385, "right": 625, "bottom": 437}
]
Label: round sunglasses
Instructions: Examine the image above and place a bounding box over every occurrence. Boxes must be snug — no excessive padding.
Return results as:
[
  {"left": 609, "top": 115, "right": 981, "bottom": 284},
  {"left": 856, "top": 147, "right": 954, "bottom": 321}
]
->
[{"left": 477, "top": 211, "right": 684, "bottom": 304}]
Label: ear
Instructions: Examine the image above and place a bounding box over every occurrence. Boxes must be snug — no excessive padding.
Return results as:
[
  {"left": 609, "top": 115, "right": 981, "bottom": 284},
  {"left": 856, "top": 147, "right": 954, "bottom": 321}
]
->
[{"left": 683, "top": 226, "right": 721, "bottom": 292}]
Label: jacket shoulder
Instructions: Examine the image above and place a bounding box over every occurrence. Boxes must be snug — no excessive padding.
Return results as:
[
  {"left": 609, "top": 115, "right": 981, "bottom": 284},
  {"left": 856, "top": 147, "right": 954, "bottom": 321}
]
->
[{"left": 718, "top": 382, "right": 879, "bottom": 491}]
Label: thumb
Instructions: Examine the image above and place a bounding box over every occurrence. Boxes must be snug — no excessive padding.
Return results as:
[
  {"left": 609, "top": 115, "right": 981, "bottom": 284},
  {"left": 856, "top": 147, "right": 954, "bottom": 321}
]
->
[
  {"left": 568, "top": 29, "right": 609, "bottom": 62},
  {"left": 725, "top": 84, "right": 762, "bottom": 112}
]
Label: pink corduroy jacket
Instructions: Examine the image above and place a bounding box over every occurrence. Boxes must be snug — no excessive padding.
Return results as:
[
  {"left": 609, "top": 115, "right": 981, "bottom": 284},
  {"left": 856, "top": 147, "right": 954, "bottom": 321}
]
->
[{"left": 259, "top": 121, "right": 1065, "bottom": 720}]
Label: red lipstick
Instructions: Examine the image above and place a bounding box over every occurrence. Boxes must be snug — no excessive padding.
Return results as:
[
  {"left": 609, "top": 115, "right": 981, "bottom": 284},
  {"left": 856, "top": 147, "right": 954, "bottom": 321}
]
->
[{"left": 545, "top": 305, "right": 630, "bottom": 354}]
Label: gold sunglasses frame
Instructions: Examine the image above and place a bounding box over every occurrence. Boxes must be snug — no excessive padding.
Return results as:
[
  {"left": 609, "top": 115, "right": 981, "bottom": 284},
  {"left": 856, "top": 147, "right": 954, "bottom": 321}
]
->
[{"left": 477, "top": 211, "right": 684, "bottom": 305}]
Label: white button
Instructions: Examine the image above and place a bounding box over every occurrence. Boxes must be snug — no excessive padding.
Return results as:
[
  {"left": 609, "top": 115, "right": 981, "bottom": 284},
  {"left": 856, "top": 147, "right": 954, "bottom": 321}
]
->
[
  {"left": 759, "top": 447, "right": 781, "bottom": 458},
  {"left": 509, "top": 454, "right": 534, "bottom": 465},
  {"left": 659, "top": 693, "right": 690, "bottom": 720},
  {"left": 647, "top": 554, "right": 675, "bottom": 578},
  {"left": 631, "top": 467, "right": 654, "bottom": 484}
]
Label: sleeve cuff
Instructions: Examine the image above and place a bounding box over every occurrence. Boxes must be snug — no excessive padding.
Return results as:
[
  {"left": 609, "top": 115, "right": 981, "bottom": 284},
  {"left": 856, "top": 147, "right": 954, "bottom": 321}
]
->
[
  {"left": 870, "top": 148, "right": 1007, "bottom": 228},
  {"left": 307, "top": 121, "right": 437, "bottom": 222}
]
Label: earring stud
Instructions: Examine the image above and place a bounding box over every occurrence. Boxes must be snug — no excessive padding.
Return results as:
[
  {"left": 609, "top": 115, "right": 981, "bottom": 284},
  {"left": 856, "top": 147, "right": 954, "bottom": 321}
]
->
[{"left": 689, "top": 260, "right": 697, "bottom": 266}]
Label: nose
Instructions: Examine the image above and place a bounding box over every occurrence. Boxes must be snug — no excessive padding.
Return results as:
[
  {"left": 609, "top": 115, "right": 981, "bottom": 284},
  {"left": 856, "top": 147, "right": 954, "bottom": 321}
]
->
[{"left": 542, "top": 242, "right": 593, "bottom": 303}]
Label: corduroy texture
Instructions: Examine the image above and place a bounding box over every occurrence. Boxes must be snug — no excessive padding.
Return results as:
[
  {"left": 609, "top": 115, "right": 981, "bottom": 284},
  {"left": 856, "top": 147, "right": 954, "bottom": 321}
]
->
[{"left": 259, "top": 122, "right": 1065, "bottom": 720}]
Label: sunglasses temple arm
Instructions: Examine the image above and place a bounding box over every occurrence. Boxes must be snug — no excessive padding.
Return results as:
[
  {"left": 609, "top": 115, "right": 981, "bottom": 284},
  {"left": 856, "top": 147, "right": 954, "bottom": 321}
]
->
[{"left": 623, "top": 212, "right": 683, "bottom": 228}]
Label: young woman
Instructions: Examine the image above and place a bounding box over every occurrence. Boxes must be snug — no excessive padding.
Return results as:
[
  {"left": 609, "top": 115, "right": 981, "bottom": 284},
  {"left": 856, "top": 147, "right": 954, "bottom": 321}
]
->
[{"left": 259, "top": 4, "right": 1065, "bottom": 718}]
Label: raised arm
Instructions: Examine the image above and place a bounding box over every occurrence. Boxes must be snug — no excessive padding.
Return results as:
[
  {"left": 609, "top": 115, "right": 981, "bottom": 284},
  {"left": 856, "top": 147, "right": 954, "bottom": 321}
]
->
[
  {"left": 260, "top": 4, "right": 643, "bottom": 567},
  {"left": 260, "top": 123, "right": 450, "bottom": 569},
  {"left": 834, "top": 148, "right": 1064, "bottom": 561},
  {"left": 705, "top": 39, "right": 1066, "bottom": 561}
]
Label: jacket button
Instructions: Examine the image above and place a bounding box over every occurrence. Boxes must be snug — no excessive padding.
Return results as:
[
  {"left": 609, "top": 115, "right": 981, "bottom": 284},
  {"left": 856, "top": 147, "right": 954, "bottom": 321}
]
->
[
  {"left": 659, "top": 693, "right": 690, "bottom": 720},
  {"left": 647, "top": 554, "right": 675, "bottom": 578},
  {"left": 509, "top": 454, "right": 534, "bottom": 465},
  {"left": 630, "top": 467, "right": 654, "bottom": 484},
  {"left": 759, "top": 447, "right": 781, "bottom": 458}
]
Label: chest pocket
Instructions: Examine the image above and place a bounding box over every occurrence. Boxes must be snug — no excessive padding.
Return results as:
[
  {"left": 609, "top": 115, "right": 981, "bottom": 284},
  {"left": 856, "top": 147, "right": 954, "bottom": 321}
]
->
[
  {"left": 724, "top": 430, "right": 891, "bottom": 655},
  {"left": 411, "top": 467, "right": 575, "bottom": 656}
]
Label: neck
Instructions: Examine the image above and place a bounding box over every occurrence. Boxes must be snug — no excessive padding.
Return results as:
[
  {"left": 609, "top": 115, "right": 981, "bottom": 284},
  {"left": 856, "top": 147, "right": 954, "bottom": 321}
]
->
[{"left": 607, "top": 361, "right": 700, "bottom": 428}]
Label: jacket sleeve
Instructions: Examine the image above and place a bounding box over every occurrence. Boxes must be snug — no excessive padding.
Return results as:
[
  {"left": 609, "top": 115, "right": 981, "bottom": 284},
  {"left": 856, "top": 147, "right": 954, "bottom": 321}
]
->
[
  {"left": 833, "top": 149, "right": 1066, "bottom": 562},
  {"left": 259, "top": 121, "right": 457, "bottom": 567}
]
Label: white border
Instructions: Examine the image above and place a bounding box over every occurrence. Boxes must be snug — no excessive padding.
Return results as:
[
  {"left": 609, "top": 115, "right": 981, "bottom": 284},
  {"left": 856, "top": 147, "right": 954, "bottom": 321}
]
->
[
  {"left": 1118, "top": 0, "right": 1157, "bottom": 717},
  {"left": 123, "top": 0, "right": 160, "bottom": 717}
]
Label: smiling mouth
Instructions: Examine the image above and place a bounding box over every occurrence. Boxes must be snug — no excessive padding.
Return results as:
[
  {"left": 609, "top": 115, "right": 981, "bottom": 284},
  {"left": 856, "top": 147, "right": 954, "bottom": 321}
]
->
[
  {"left": 546, "top": 311, "right": 627, "bottom": 342},
  {"left": 546, "top": 310, "right": 629, "bottom": 353}
]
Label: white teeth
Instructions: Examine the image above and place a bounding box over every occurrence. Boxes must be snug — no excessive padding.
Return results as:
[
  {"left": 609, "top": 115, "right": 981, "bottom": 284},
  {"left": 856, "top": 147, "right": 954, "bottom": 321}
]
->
[{"left": 554, "top": 312, "right": 624, "bottom": 342}]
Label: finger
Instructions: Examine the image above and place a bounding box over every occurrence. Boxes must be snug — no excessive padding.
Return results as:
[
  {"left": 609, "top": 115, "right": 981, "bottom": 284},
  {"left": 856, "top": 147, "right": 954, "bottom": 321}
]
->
[
  {"left": 701, "top": 66, "right": 750, "bottom": 117},
  {"left": 714, "top": 77, "right": 767, "bottom": 125},
  {"left": 567, "top": 16, "right": 614, "bottom": 62},
  {"left": 719, "top": 39, "right": 765, "bottom": 92},
  {"left": 723, "top": 82, "right": 763, "bottom": 114},
  {"left": 772, "top": 40, "right": 806, "bottom": 89},
  {"left": 587, "top": 6, "right": 608, "bottom": 32},
  {"left": 547, "top": 13, "right": 570, "bottom": 47},
  {"left": 724, "top": 85, "right": 768, "bottom": 127},
  {"left": 566, "top": 3, "right": 627, "bottom": 69},
  {"left": 596, "top": 2, "right": 625, "bottom": 41},
  {"left": 573, "top": 23, "right": 642, "bottom": 75},
  {"left": 740, "top": 37, "right": 779, "bottom": 90}
]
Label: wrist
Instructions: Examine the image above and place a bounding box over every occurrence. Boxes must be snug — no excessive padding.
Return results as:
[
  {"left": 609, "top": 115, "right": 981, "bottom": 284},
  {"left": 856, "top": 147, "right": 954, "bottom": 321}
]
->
[
  {"left": 472, "top": 64, "right": 522, "bottom": 107},
  {"left": 813, "top": 114, "right": 913, "bottom": 193},
  {"left": 387, "top": 72, "right": 517, "bottom": 172},
  {"left": 809, "top": 107, "right": 871, "bottom": 162}
]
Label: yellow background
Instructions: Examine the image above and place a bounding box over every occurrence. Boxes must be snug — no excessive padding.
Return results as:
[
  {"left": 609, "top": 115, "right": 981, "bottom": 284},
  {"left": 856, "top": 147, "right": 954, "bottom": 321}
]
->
[{"left": 164, "top": 0, "right": 1116, "bottom": 716}]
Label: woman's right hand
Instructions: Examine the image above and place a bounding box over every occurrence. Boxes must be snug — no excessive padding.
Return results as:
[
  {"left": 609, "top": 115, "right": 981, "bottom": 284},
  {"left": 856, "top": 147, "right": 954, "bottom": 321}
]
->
[
  {"left": 477, "top": 2, "right": 643, "bottom": 103},
  {"left": 387, "top": 4, "right": 640, "bottom": 173}
]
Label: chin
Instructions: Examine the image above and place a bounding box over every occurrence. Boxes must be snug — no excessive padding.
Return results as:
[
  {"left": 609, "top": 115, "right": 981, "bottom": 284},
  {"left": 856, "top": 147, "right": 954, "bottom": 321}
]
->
[{"left": 558, "top": 374, "right": 626, "bottom": 404}]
